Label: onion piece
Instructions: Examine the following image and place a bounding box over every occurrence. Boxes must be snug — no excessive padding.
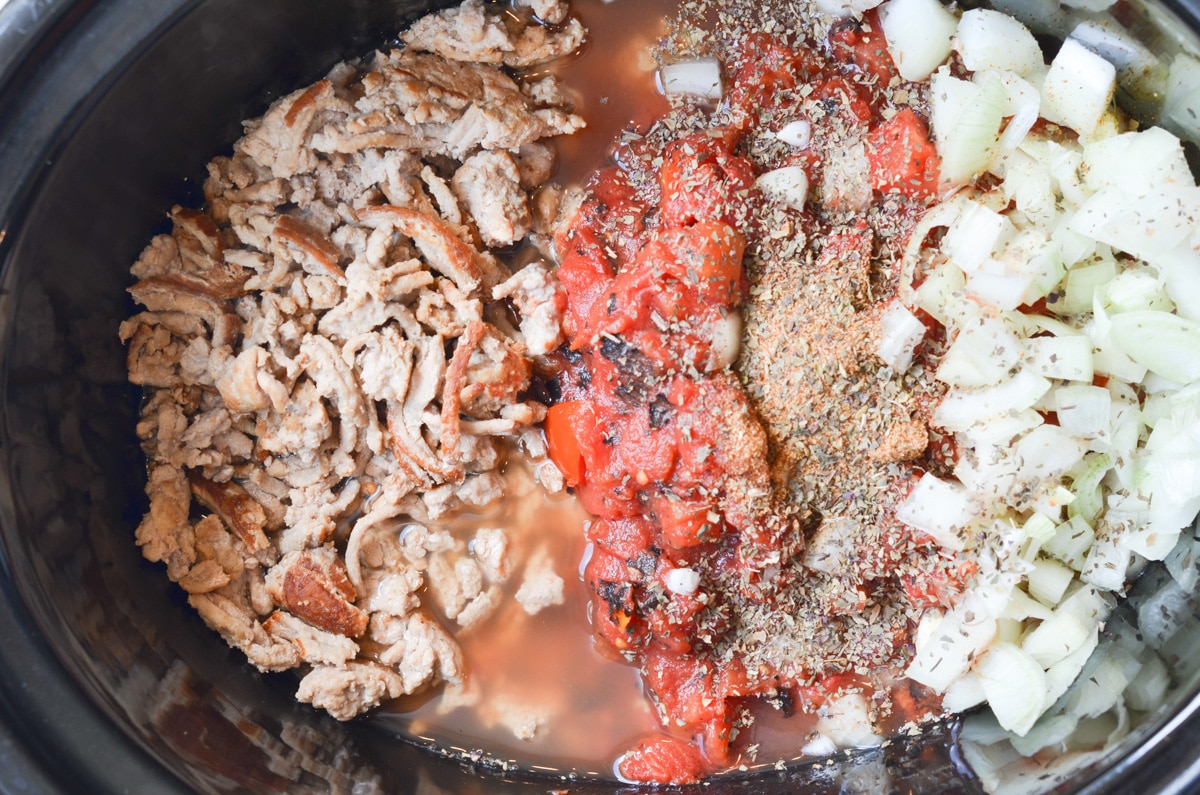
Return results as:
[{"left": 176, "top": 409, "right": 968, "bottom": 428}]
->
[
  {"left": 976, "top": 642, "right": 1049, "bottom": 735},
  {"left": 656, "top": 57, "right": 723, "bottom": 100},
  {"left": 1082, "top": 127, "right": 1193, "bottom": 195},
  {"left": 1062, "top": 258, "right": 1116, "bottom": 315},
  {"left": 1043, "top": 515, "right": 1096, "bottom": 571},
  {"left": 1164, "top": 53, "right": 1200, "bottom": 145},
  {"left": 955, "top": 10, "right": 1043, "bottom": 77},
  {"left": 934, "top": 369, "right": 1051, "bottom": 432},
  {"left": 895, "top": 473, "right": 973, "bottom": 550},
  {"left": 935, "top": 70, "right": 1008, "bottom": 185},
  {"left": 1027, "top": 558, "right": 1074, "bottom": 606},
  {"left": 942, "top": 671, "right": 987, "bottom": 712},
  {"left": 879, "top": 0, "right": 958, "bottom": 82},
  {"left": 907, "top": 594, "right": 998, "bottom": 691},
  {"left": 1070, "top": 184, "right": 1200, "bottom": 261},
  {"left": 817, "top": 693, "right": 883, "bottom": 748},
  {"left": 936, "top": 316, "right": 1022, "bottom": 388},
  {"left": 664, "top": 567, "right": 700, "bottom": 596},
  {"left": 1124, "top": 654, "right": 1169, "bottom": 711},
  {"left": 1061, "top": 645, "right": 1141, "bottom": 720},
  {"left": 1044, "top": 622, "right": 1100, "bottom": 704},
  {"left": 1022, "top": 608, "right": 1093, "bottom": 667},
  {"left": 1107, "top": 310, "right": 1200, "bottom": 386},
  {"left": 1040, "top": 38, "right": 1117, "bottom": 139},
  {"left": 1055, "top": 384, "right": 1112, "bottom": 439},
  {"left": 1066, "top": 452, "right": 1112, "bottom": 525},
  {"left": 876, "top": 301, "right": 926, "bottom": 373},
  {"left": 1025, "top": 335, "right": 1094, "bottom": 382},
  {"left": 944, "top": 200, "right": 1016, "bottom": 273}
]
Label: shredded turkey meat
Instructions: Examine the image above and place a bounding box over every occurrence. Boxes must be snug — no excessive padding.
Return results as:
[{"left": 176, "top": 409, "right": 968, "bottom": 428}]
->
[{"left": 122, "top": 0, "right": 582, "bottom": 721}]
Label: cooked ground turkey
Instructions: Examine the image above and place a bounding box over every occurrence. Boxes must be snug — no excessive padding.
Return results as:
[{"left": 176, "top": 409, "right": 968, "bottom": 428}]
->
[{"left": 122, "top": 0, "right": 582, "bottom": 721}]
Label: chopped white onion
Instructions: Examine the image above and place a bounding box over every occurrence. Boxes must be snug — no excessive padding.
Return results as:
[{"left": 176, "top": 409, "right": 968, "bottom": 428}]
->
[
  {"left": 1124, "top": 653, "right": 1169, "bottom": 711},
  {"left": 1040, "top": 38, "right": 1117, "bottom": 139},
  {"left": 876, "top": 301, "right": 926, "bottom": 373},
  {"left": 942, "top": 671, "right": 987, "bottom": 712},
  {"left": 933, "top": 70, "right": 1007, "bottom": 185},
  {"left": 1021, "top": 607, "right": 1093, "bottom": 667},
  {"left": 664, "top": 567, "right": 700, "bottom": 596},
  {"left": 800, "top": 732, "right": 839, "bottom": 757},
  {"left": 976, "top": 642, "right": 1048, "bottom": 735},
  {"left": 944, "top": 200, "right": 1016, "bottom": 273},
  {"left": 936, "top": 317, "right": 1022, "bottom": 388},
  {"left": 934, "top": 369, "right": 1051, "bottom": 432},
  {"left": 817, "top": 693, "right": 883, "bottom": 748},
  {"left": 1107, "top": 310, "right": 1200, "bottom": 386},
  {"left": 907, "top": 594, "right": 998, "bottom": 691},
  {"left": 895, "top": 473, "right": 973, "bottom": 550},
  {"left": 813, "top": 0, "right": 884, "bottom": 18},
  {"left": 1055, "top": 384, "right": 1112, "bottom": 439},
  {"left": 955, "top": 10, "right": 1043, "bottom": 77},
  {"left": 1043, "top": 515, "right": 1096, "bottom": 571},
  {"left": 1164, "top": 53, "right": 1200, "bottom": 145},
  {"left": 879, "top": 0, "right": 958, "bottom": 82},
  {"left": 1025, "top": 335, "right": 1094, "bottom": 382},
  {"left": 657, "top": 57, "right": 723, "bottom": 100}
]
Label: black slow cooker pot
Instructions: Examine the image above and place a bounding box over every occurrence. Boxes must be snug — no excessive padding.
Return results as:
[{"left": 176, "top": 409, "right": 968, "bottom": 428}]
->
[{"left": 4, "top": 0, "right": 1200, "bottom": 792}]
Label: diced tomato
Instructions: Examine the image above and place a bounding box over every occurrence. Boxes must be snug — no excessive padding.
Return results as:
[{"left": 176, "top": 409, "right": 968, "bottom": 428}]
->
[
  {"left": 828, "top": 10, "right": 901, "bottom": 90},
  {"left": 797, "top": 672, "right": 863, "bottom": 710},
  {"left": 617, "top": 409, "right": 677, "bottom": 485},
  {"left": 545, "top": 400, "right": 595, "bottom": 487},
  {"left": 643, "top": 651, "right": 723, "bottom": 731},
  {"left": 865, "top": 107, "right": 941, "bottom": 200},
  {"left": 585, "top": 546, "right": 646, "bottom": 653},
  {"left": 652, "top": 494, "right": 714, "bottom": 549},
  {"left": 810, "top": 75, "right": 874, "bottom": 126},
  {"left": 617, "top": 736, "right": 707, "bottom": 785},
  {"left": 587, "top": 516, "right": 654, "bottom": 560},
  {"left": 659, "top": 131, "right": 758, "bottom": 229},
  {"left": 556, "top": 248, "right": 613, "bottom": 342},
  {"left": 655, "top": 221, "right": 747, "bottom": 308}
]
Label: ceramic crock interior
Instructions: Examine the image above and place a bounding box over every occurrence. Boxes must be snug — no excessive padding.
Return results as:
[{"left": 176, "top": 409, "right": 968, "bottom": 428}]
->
[{"left": 2, "top": 0, "right": 1200, "bottom": 792}]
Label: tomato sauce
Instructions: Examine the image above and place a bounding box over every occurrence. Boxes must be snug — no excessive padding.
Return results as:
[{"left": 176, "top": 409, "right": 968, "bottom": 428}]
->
[{"left": 546, "top": 4, "right": 953, "bottom": 784}]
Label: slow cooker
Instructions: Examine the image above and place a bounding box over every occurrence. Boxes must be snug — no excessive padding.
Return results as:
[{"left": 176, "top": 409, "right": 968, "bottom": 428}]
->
[{"left": 4, "top": 0, "right": 1200, "bottom": 791}]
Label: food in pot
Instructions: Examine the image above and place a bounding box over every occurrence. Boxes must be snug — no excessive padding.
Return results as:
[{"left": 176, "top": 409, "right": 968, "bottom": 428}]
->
[
  {"left": 121, "top": 0, "right": 1200, "bottom": 787},
  {"left": 121, "top": 0, "right": 584, "bottom": 721}
]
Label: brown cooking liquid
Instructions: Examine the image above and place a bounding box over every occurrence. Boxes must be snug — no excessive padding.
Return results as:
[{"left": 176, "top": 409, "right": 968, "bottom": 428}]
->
[{"left": 377, "top": 0, "right": 824, "bottom": 776}]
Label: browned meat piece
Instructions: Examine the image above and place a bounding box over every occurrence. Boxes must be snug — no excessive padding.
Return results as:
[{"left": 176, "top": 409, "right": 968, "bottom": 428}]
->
[
  {"left": 356, "top": 204, "right": 482, "bottom": 294},
  {"left": 135, "top": 464, "right": 195, "bottom": 582},
  {"left": 188, "top": 591, "right": 301, "bottom": 672},
  {"left": 189, "top": 471, "right": 270, "bottom": 553},
  {"left": 295, "top": 662, "right": 405, "bottom": 721},
  {"left": 492, "top": 261, "right": 565, "bottom": 355},
  {"left": 451, "top": 150, "right": 530, "bottom": 247},
  {"left": 263, "top": 610, "right": 359, "bottom": 665},
  {"left": 266, "top": 548, "right": 368, "bottom": 638},
  {"left": 272, "top": 215, "right": 346, "bottom": 281},
  {"left": 403, "top": 0, "right": 584, "bottom": 69},
  {"left": 311, "top": 50, "right": 583, "bottom": 160}
]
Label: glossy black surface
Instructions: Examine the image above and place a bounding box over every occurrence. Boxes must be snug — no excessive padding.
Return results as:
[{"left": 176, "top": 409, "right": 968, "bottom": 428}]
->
[{"left": 0, "top": 0, "right": 1197, "bottom": 792}]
